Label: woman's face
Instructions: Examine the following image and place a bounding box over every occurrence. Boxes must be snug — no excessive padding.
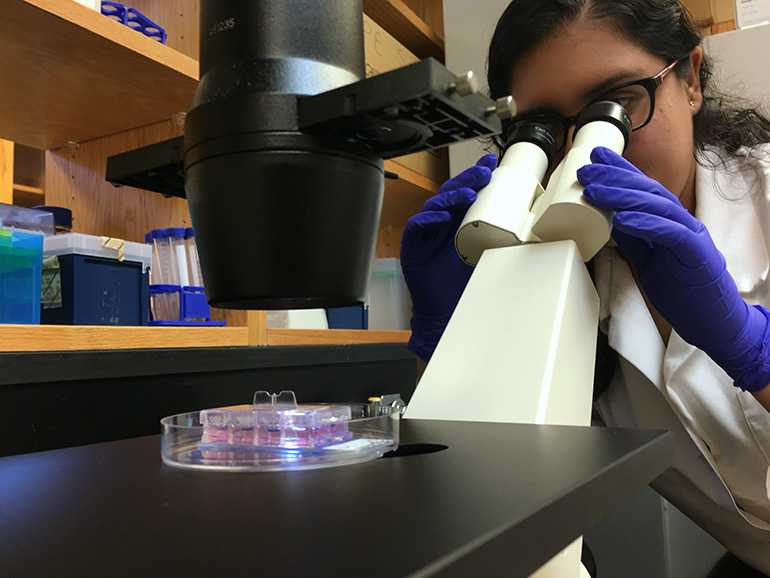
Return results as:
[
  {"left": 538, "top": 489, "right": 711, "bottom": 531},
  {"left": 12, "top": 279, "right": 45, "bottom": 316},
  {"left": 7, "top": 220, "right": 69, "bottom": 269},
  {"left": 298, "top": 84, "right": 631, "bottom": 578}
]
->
[{"left": 509, "top": 17, "right": 703, "bottom": 211}]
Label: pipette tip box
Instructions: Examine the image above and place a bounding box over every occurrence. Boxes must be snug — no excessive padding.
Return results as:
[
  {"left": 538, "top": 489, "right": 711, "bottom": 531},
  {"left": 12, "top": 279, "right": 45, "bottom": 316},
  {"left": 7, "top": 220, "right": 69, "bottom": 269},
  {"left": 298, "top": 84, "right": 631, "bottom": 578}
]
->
[
  {"left": 42, "top": 233, "right": 151, "bottom": 326},
  {"left": 0, "top": 229, "right": 44, "bottom": 324}
]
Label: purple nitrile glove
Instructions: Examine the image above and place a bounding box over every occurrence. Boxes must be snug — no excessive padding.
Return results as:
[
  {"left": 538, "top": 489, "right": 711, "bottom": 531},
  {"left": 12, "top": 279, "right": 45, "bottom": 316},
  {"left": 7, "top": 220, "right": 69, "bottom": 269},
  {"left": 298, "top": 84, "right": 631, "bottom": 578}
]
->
[
  {"left": 400, "top": 154, "right": 498, "bottom": 362},
  {"left": 578, "top": 146, "right": 770, "bottom": 392}
]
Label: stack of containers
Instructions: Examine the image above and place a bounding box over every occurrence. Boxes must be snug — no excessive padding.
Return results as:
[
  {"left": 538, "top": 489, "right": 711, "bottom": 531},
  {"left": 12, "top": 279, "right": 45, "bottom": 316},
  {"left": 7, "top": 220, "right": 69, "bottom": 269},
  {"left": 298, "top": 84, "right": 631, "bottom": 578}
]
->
[
  {"left": 0, "top": 204, "right": 54, "bottom": 325},
  {"left": 0, "top": 230, "right": 44, "bottom": 324},
  {"left": 145, "top": 227, "right": 224, "bottom": 326}
]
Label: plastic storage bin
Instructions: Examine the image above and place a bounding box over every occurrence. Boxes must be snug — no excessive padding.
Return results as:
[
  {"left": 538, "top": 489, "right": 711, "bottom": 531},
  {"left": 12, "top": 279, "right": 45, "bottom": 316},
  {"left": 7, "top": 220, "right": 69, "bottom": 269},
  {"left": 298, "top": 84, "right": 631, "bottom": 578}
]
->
[
  {"left": 0, "top": 229, "right": 44, "bottom": 324},
  {"left": 368, "top": 258, "right": 412, "bottom": 330},
  {"left": 326, "top": 305, "right": 369, "bottom": 329},
  {"left": 41, "top": 233, "right": 152, "bottom": 326}
]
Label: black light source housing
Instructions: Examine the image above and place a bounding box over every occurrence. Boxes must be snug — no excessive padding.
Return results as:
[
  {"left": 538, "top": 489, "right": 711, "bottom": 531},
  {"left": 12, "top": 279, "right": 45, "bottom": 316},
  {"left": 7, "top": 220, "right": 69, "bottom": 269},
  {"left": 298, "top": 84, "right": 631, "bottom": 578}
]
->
[{"left": 184, "top": 0, "right": 382, "bottom": 309}]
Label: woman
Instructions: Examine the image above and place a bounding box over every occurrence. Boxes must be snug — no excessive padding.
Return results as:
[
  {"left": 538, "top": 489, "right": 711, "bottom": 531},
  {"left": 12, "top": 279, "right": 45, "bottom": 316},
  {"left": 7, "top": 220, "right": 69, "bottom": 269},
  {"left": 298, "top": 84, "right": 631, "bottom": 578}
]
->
[{"left": 401, "top": 0, "right": 770, "bottom": 574}]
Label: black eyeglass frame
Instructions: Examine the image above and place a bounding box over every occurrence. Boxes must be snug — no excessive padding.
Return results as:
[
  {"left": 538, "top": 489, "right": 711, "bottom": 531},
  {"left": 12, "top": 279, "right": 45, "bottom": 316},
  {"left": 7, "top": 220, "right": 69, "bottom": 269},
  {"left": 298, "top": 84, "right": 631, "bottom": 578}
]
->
[{"left": 504, "top": 59, "right": 683, "bottom": 152}]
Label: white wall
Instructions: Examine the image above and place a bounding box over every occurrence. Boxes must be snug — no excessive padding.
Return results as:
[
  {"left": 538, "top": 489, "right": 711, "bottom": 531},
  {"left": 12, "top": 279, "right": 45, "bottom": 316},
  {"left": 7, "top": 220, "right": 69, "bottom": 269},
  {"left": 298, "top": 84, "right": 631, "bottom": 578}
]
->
[
  {"left": 703, "top": 23, "right": 770, "bottom": 110},
  {"left": 443, "top": 0, "right": 511, "bottom": 177}
]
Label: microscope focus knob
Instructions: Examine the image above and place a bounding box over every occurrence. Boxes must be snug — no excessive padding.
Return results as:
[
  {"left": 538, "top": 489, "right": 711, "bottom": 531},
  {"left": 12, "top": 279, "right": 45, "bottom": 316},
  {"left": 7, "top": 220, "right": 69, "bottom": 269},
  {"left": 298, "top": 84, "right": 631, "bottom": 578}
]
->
[
  {"left": 486, "top": 96, "right": 517, "bottom": 119},
  {"left": 449, "top": 71, "right": 479, "bottom": 96}
]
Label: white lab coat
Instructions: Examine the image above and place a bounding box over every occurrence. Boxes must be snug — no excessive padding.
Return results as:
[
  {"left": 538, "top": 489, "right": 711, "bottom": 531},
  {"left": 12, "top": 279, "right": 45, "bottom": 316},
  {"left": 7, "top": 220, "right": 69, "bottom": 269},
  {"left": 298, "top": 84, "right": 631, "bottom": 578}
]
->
[{"left": 593, "top": 146, "right": 770, "bottom": 574}]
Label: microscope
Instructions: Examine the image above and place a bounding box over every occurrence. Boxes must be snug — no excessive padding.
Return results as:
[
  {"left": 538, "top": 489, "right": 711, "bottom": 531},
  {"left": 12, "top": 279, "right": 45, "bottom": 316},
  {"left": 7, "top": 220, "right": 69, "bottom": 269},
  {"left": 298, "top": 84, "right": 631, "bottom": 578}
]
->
[
  {"left": 107, "top": 3, "right": 632, "bottom": 575},
  {"left": 405, "top": 100, "right": 632, "bottom": 424},
  {"left": 106, "top": 0, "right": 509, "bottom": 309},
  {"left": 405, "top": 101, "right": 632, "bottom": 578}
]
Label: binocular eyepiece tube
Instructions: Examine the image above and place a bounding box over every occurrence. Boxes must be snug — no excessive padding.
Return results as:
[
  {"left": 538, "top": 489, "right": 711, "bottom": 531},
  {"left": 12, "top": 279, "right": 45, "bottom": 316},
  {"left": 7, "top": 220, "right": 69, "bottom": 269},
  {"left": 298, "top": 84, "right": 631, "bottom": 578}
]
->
[{"left": 455, "top": 101, "right": 633, "bottom": 265}]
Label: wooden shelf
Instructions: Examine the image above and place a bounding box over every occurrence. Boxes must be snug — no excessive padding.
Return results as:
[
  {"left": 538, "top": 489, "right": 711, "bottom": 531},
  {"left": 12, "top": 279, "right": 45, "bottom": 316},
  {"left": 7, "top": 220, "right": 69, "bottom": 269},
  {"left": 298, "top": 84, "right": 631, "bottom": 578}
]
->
[
  {"left": 12, "top": 183, "right": 45, "bottom": 208},
  {"left": 0, "top": 324, "right": 249, "bottom": 352},
  {"left": 0, "top": 0, "right": 442, "bottom": 153},
  {"left": 0, "top": 1, "right": 435, "bottom": 353},
  {"left": 383, "top": 159, "right": 442, "bottom": 225},
  {"left": 12, "top": 184, "right": 43, "bottom": 196},
  {"left": 0, "top": 0, "right": 198, "bottom": 151},
  {"left": 0, "top": 325, "right": 410, "bottom": 351},
  {"left": 364, "top": 0, "right": 444, "bottom": 61},
  {"left": 0, "top": 1, "right": 442, "bottom": 167},
  {"left": 267, "top": 329, "right": 410, "bottom": 346}
]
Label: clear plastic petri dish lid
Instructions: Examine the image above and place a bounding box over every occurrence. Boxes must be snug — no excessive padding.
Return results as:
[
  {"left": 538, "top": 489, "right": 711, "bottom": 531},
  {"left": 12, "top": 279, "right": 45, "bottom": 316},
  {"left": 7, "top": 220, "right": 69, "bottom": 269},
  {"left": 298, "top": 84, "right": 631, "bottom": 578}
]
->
[{"left": 161, "top": 392, "right": 400, "bottom": 472}]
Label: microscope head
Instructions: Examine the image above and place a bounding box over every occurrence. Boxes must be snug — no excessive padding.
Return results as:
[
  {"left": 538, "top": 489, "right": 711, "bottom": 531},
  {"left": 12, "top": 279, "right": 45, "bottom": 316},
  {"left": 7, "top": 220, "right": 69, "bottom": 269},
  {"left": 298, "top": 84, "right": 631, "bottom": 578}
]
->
[
  {"left": 455, "top": 100, "right": 632, "bottom": 265},
  {"left": 530, "top": 101, "right": 632, "bottom": 261}
]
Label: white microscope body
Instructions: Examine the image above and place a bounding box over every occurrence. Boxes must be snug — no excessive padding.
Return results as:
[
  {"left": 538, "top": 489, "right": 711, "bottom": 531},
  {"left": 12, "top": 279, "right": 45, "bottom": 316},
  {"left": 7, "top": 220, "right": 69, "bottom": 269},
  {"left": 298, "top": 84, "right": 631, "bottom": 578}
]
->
[{"left": 404, "top": 102, "right": 633, "bottom": 578}]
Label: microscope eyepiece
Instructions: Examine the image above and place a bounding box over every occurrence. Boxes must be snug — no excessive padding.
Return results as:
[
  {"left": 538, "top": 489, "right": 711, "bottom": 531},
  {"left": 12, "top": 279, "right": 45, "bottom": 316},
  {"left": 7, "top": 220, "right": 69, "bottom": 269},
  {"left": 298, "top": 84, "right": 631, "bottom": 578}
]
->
[
  {"left": 505, "top": 122, "right": 558, "bottom": 172},
  {"left": 573, "top": 101, "right": 633, "bottom": 151}
]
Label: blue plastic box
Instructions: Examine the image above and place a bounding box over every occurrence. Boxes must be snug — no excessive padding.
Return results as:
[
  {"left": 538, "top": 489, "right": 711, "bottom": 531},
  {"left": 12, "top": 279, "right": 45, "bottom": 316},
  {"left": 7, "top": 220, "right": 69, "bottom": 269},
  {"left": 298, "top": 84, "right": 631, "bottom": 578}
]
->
[
  {"left": 326, "top": 305, "right": 369, "bottom": 330},
  {"left": 0, "top": 229, "right": 44, "bottom": 324},
  {"left": 42, "top": 233, "right": 151, "bottom": 326}
]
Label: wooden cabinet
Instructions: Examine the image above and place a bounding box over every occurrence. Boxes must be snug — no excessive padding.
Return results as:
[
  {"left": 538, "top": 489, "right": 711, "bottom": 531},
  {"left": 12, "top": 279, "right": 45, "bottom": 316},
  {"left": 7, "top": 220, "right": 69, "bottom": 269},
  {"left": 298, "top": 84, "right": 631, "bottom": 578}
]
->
[
  {"left": 0, "top": 0, "right": 445, "bottom": 351},
  {"left": 680, "top": 0, "right": 736, "bottom": 33}
]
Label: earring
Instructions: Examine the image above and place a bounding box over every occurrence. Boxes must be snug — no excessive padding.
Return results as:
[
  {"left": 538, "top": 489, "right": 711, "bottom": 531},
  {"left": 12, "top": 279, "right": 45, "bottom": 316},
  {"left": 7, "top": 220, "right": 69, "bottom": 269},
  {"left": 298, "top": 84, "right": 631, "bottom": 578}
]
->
[{"left": 689, "top": 101, "right": 696, "bottom": 107}]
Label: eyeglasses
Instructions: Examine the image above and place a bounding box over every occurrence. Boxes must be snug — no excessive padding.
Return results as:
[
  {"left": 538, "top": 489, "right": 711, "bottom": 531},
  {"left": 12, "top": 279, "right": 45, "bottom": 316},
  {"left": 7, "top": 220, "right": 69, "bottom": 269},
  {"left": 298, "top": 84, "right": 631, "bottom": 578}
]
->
[{"left": 505, "top": 60, "right": 681, "bottom": 152}]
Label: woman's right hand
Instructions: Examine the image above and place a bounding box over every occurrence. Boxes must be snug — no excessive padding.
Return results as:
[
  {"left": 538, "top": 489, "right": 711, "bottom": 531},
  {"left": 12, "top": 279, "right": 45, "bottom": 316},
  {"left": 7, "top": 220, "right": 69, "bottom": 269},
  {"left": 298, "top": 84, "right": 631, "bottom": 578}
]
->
[{"left": 400, "top": 154, "right": 498, "bottom": 362}]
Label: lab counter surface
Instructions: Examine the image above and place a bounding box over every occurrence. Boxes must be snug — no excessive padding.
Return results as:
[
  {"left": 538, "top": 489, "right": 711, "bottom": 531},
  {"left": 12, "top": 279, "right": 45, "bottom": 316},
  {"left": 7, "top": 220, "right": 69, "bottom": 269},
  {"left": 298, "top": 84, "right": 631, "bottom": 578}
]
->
[{"left": 0, "top": 419, "right": 672, "bottom": 577}]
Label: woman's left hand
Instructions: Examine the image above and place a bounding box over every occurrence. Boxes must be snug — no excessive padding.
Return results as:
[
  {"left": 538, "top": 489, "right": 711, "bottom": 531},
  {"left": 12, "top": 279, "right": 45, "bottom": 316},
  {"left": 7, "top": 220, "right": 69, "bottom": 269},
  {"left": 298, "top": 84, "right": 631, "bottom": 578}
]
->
[{"left": 577, "top": 146, "right": 770, "bottom": 393}]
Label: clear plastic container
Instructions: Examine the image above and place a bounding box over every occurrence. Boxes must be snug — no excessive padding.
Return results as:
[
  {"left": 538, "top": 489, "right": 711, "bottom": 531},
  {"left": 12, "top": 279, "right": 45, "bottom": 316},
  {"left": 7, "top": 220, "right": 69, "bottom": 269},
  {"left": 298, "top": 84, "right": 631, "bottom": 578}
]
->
[
  {"left": 184, "top": 227, "right": 204, "bottom": 287},
  {"left": 161, "top": 391, "right": 399, "bottom": 472},
  {"left": 144, "top": 232, "right": 158, "bottom": 319},
  {"left": 150, "top": 229, "right": 178, "bottom": 285},
  {"left": 0, "top": 203, "right": 55, "bottom": 236},
  {"left": 32, "top": 205, "right": 72, "bottom": 234},
  {"left": 167, "top": 227, "right": 188, "bottom": 286},
  {"left": 0, "top": 228, "right": 44, "bottom": 324},
  {"left": 149, "top": 229, "right": 178, "bottom": 320},
  {"left": 44, "top": 232, "right": 152, "bottom": 270}
]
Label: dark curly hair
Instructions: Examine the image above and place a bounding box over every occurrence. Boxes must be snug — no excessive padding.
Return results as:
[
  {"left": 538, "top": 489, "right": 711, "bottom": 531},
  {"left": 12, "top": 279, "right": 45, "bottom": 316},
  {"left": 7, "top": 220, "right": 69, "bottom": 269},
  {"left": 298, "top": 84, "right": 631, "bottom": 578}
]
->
[{"left": 486, "top": 0, "right": 770, "bottom": 163}]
